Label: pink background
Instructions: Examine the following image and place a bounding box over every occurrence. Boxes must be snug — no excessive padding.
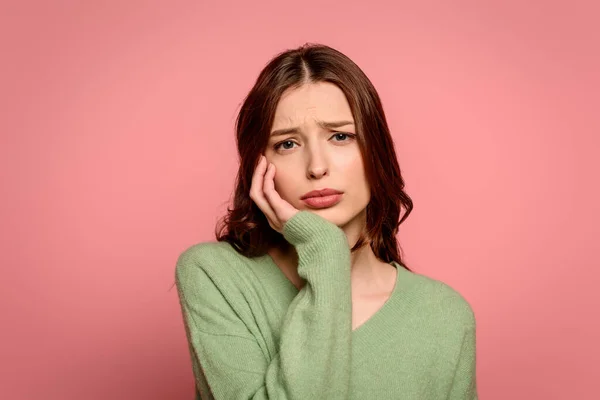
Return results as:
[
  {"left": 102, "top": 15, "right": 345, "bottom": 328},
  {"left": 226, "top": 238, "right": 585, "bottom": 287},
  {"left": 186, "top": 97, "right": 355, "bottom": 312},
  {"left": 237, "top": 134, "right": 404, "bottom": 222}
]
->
[{"left": 1, "top": 0, "right": 598, "bottom": 398}]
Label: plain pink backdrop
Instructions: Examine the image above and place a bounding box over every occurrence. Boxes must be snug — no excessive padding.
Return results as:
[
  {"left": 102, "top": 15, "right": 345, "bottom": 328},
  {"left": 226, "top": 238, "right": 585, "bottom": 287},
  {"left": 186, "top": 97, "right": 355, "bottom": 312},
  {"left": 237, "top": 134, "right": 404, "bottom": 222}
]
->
[{"left": 1, "top": 0, "right": 598, "bottom": 399}]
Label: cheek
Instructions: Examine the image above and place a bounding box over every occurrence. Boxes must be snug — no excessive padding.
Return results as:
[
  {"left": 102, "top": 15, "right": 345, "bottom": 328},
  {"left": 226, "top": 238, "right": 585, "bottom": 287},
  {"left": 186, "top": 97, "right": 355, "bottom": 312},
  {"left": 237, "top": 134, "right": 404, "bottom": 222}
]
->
[
  {"left": 345, "top": 155, "right": 370, "bottom": 193},
  {"left": 272, "top": 171, "right": 295, "bottom": 197},
  {"left": 342, "top": 153, "right": 366, "bottom": 176}
]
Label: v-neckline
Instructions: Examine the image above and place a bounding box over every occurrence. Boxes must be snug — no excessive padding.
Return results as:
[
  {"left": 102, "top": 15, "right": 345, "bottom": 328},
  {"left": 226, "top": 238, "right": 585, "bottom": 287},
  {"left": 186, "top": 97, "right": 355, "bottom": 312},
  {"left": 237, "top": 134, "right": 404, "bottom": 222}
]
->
[{"left": 258, "top": 252, "right": 406, "bottom": 334}]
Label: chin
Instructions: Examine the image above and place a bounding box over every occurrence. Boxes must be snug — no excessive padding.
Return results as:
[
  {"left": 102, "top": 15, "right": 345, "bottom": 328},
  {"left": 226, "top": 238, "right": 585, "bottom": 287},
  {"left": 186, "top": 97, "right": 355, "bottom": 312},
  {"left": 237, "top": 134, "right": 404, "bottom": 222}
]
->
[{"left": 304, "top": 207, "right": 348, "bottom": 227}]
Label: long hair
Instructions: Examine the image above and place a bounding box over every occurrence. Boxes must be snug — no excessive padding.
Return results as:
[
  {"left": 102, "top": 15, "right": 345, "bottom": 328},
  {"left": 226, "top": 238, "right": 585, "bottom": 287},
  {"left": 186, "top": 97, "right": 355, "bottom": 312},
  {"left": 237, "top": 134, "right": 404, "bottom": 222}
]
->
[{"left": 215, "top": 43, "right": 414, "bottom": 271}]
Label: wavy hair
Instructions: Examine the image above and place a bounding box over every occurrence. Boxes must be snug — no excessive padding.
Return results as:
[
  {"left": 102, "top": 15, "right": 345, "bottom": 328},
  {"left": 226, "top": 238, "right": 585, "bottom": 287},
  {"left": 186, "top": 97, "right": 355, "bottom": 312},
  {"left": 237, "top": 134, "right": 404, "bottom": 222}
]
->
[{"left": 215, "top": 43, "right": 414, "bottom": 271}]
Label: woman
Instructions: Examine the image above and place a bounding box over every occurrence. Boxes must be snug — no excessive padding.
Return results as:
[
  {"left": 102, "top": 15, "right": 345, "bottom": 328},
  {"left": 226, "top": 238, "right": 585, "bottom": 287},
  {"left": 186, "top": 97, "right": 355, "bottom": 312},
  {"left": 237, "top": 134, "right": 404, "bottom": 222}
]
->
[{"left": 175, "top": 43, "right": 478, "bottom": 399}]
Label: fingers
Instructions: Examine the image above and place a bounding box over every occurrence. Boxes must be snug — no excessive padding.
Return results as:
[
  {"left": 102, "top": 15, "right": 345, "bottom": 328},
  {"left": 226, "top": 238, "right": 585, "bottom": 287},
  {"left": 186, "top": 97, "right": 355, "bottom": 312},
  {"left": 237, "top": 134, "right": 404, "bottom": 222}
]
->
[
  {"left": 262, "top": 161, "right": 285, "bottom": 217},
  {"left": 262, "top": 161, "right": 300, "bottom": 225},
  {"left": 250, "top": 155, "right": 278, "bottom": 227}
]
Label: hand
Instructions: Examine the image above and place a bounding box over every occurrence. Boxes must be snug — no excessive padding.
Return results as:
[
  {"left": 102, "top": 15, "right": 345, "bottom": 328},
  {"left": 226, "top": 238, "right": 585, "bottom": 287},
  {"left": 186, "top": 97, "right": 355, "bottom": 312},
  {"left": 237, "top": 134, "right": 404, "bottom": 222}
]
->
[{"left": 250, "top": 155, "right": 300, "bottom": 234}]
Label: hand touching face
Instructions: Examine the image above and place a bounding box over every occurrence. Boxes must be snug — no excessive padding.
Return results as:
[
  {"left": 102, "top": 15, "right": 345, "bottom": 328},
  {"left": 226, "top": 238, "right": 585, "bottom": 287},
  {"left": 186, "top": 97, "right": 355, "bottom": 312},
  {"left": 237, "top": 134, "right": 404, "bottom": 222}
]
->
[{"left": 250, "top": 155, "right": 300, "bottom": 234}]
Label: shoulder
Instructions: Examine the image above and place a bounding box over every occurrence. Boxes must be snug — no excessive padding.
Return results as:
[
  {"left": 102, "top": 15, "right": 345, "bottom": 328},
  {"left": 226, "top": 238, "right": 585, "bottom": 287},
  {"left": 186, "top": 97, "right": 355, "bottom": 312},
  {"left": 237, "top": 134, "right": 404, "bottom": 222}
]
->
[
  {"left": 174, "top": 241, "right": 250, "bottom": 288},
  {"left": 407, "top": 270, "right": 477, "bottom": 328},
  {"left": 176, "top": 241, "right": 241, "bottom": 268}
]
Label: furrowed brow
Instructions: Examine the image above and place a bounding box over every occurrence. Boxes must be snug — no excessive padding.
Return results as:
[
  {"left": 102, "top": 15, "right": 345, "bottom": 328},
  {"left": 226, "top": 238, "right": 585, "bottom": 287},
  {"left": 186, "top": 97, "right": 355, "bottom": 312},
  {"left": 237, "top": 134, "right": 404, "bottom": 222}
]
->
[{"left": 270, "top": 120, "right": 354, "bottom": 137}]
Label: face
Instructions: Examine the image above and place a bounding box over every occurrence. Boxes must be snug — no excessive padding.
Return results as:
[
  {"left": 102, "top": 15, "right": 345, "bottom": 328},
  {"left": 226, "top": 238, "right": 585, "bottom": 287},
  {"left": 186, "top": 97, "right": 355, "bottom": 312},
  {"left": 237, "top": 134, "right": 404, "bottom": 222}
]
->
[{"left": 264, "top": 81, "right": 371, "bottom": 230}]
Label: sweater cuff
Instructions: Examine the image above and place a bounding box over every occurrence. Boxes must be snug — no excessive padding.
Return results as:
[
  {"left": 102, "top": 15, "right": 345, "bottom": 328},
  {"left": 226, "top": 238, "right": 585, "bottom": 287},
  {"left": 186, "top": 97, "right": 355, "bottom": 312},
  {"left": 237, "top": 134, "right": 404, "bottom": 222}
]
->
[{"left": 282, "top": 210, "right": 347, "bottom": 246}]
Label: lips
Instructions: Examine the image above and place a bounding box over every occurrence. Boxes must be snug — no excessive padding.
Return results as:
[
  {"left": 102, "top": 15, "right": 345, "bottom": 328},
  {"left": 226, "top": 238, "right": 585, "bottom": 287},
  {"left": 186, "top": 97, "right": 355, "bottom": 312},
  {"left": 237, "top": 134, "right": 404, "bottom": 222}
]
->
[{"left": 300, "top": 188, "right": 344, "bottom": 200}]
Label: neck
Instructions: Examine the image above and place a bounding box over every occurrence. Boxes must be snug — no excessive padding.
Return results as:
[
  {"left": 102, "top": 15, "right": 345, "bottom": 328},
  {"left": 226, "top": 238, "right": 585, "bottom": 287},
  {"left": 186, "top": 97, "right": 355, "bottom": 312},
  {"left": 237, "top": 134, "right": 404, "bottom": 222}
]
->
[{"left": 274, "top": 209, "right": 391, "bottom": 294}]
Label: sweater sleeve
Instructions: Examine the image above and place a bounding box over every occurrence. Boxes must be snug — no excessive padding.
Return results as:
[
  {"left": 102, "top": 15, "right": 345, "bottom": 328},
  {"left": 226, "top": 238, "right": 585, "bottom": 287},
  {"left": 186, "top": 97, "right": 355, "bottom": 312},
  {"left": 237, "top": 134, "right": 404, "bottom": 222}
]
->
[
  {"left": 175, "top": 210, "right": 353, "bottom": 400},
  {"left": 447, "top": 324, "right": 478, "bottom": 400}
]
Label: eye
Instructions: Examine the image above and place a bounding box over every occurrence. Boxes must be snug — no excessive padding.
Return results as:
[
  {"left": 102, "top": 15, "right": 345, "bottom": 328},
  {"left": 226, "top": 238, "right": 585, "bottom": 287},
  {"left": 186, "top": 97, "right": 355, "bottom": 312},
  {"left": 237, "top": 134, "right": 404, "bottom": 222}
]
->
[
  {"left": 273, "top": 132, "right": 357, "bottom": 152},
  {"left": 273, "top": 140, "right": 297, "bottom": 151},
  {"left": 332, "top": 132, "right": 356, "bottom": 142}
]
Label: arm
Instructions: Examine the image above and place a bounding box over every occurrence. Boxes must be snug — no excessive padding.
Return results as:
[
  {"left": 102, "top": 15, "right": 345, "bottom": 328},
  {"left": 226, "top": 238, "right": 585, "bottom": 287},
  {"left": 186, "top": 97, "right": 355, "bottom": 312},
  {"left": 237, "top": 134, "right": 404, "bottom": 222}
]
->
[
  {"left": 447, "top": 324, "right": 478, "bottom": 400},
  {"left": 175, "top": 211, "right": 353, "bottom": 399}
]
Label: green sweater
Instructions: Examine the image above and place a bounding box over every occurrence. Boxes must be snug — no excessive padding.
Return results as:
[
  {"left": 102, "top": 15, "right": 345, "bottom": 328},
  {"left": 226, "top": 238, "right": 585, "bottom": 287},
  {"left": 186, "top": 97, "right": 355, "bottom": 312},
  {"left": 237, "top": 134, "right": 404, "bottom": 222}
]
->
[{"left": 175, "top": 210, "right": 478, "bottom": 399}]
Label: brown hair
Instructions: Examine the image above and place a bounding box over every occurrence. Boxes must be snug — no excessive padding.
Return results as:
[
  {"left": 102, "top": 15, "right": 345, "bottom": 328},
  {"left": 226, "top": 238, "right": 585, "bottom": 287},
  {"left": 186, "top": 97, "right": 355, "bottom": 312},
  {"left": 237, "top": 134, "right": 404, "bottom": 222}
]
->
[{"left": 215, "top": 43, "right": 414, "bottom": 271}]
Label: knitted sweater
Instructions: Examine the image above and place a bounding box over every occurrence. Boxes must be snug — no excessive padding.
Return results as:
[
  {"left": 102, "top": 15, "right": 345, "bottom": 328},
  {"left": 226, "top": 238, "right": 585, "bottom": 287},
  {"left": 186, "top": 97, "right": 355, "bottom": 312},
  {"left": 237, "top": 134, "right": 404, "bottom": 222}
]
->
[{"left": 175, "top": 210, "right": 478, "bottom": 399}]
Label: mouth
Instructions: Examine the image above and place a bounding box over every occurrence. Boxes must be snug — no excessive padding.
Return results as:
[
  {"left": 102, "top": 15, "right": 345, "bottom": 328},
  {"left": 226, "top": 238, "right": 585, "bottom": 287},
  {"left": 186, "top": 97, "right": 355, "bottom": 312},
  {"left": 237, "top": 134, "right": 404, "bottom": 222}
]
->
[
  {"left": 300, "top": 188, "right": 344, "bottom": 200},
  {"left": 301, "top": 193, "right": 343, "bottom": 209}
]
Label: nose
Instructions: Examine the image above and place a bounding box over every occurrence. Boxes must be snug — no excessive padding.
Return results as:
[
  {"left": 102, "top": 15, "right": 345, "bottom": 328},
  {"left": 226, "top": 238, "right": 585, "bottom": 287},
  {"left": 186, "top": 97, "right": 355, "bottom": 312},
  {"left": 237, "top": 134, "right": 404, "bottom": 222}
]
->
[
  {"left": 306, "top": 148, "right": 329, "bottom": 179},
  {"left": 308, "top": 166, "right": 328, "bottom": 179}
]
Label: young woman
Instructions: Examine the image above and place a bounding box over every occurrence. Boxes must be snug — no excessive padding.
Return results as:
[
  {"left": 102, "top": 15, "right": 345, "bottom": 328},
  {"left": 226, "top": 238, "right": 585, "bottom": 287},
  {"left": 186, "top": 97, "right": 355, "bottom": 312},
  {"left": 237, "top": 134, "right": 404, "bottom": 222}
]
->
[{"left": 175, "top": 43, "right": 478, "bottom": 399}]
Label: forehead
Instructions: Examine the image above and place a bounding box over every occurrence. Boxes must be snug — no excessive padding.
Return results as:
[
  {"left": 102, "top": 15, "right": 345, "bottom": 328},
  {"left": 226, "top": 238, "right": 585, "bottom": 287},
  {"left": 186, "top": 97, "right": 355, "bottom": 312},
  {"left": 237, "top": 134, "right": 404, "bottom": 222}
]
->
[{"left": 272, "top": 82, "right": 353, "bottom": 128}]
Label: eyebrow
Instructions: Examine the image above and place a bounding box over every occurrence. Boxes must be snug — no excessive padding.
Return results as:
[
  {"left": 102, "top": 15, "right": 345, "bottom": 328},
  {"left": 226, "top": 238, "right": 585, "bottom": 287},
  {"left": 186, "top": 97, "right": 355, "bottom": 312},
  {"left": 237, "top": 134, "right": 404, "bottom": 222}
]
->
[{"left": 270, "top": 120, "right": 355, "bottom": 137}]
